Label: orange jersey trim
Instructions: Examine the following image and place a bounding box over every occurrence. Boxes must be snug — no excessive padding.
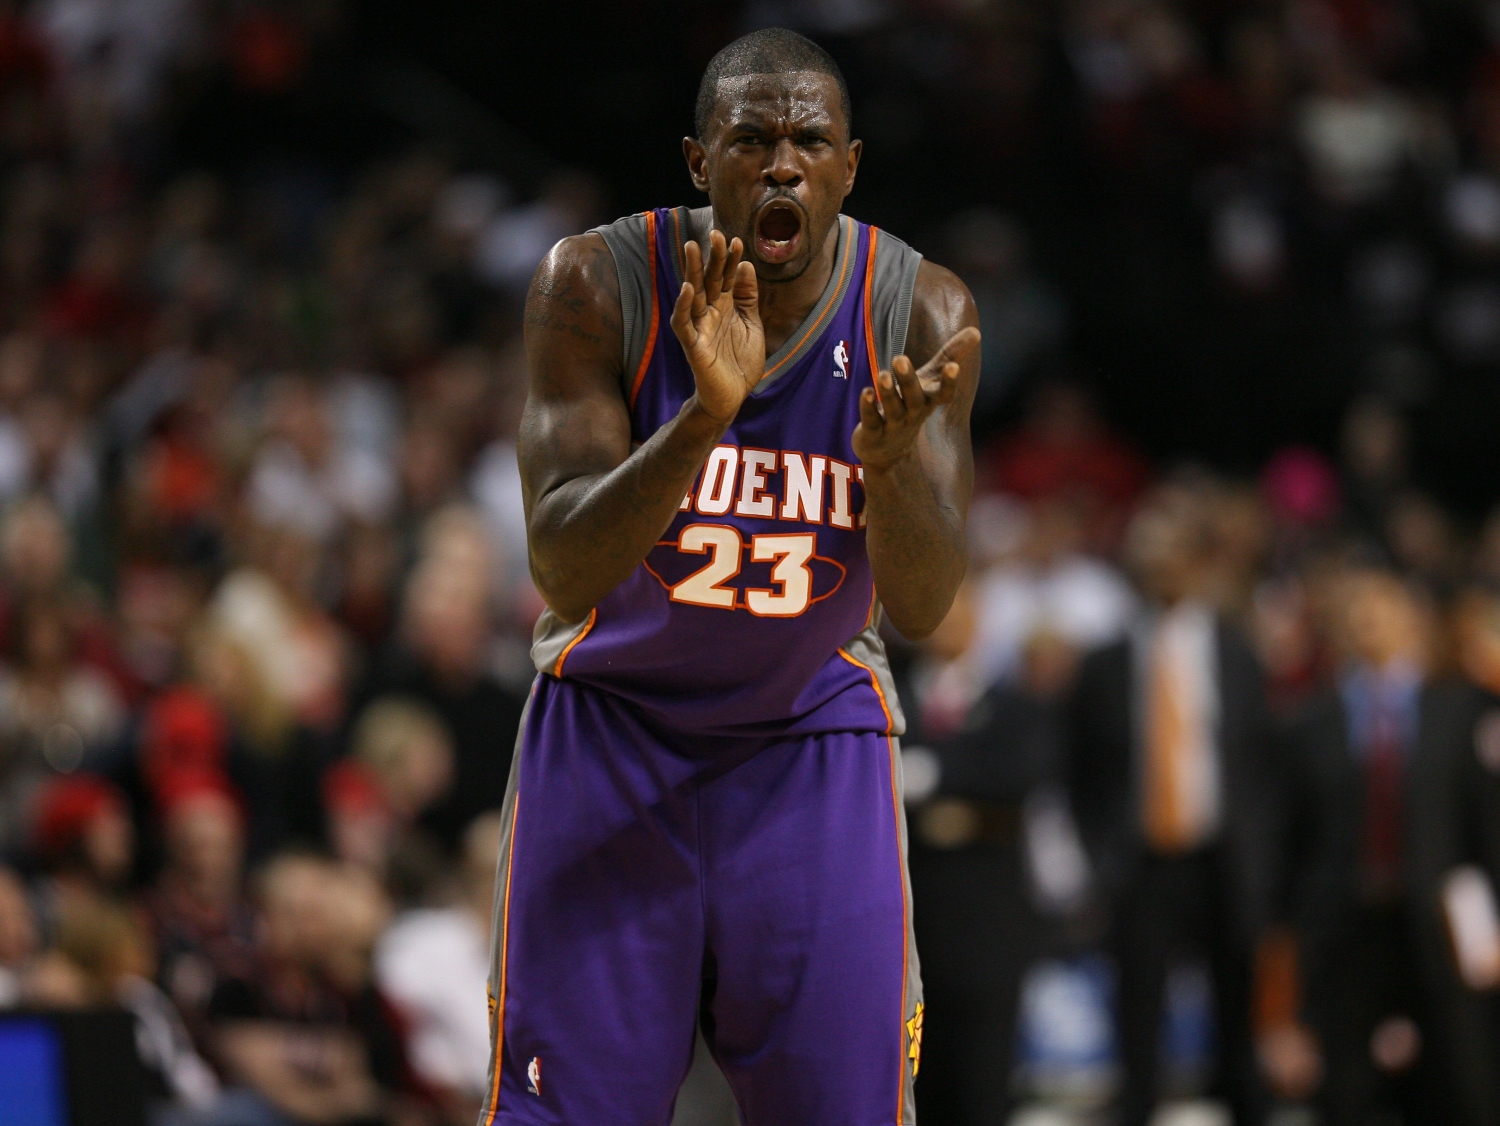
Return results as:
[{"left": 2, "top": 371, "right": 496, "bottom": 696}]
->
[
  {"left": 628, "top": 211, "right": 660, "bottom": 411},
  {"left": 837, "top": 646, "right": 895, "bottom": 734},
  {"left": 552, "top": 608, "right": 597, "bottom": 678},
  {"left": 863, "top": 226, "right": 882, "bottom": 404},
  {"left": 483, "top": 788, "right": 522, "bottom": 1124}
]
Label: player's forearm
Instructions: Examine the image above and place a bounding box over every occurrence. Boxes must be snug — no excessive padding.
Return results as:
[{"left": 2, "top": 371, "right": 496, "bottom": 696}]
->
[
  {"left": 529, "top": 395, "right": 730, "bottom": 623},
  {"left": 861, "top": 454, "right": 966, "bottom": 641}
]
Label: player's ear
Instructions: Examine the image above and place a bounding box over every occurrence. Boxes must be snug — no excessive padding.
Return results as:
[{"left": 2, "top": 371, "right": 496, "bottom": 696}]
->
[
  {"left": 683, "top": 137, "right": 711, "bottom": 194},
  {"left": 843, "top": 139, "right": 862, "bottom": 197}
]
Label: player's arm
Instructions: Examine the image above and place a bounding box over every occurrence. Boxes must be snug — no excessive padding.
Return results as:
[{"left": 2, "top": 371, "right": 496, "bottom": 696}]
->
[
  {"left": 521, "top": 229, "right": 763, "bottom": 624},
  {"left": 853, "top": 260, "right": 980, "bottom": 641}
]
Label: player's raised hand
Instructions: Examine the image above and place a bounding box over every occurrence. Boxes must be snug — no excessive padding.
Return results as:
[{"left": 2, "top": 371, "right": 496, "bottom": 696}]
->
[
  {"left": 853, "top": 326, "right": 980, "bottom": 471},
  {"left": 670, "top": 229, "right": 765, "bottom": 425}
]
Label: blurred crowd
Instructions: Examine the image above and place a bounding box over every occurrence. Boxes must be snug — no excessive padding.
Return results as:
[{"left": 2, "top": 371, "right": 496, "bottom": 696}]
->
[
  {"left": 902, "top": 393, "right": 1500, "bottom": 1126},
  {"left": 0, "top": 1, "right": 1493, "bottom": 1126}
]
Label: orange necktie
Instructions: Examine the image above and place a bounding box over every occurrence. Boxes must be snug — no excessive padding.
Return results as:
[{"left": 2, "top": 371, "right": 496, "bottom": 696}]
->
[{"left": 1144, "top": 635, "right": 1193, "bottom": 853}]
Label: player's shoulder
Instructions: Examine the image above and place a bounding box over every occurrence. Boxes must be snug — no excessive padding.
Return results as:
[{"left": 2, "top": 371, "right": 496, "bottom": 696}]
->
[
  {"left": 532, "top": 229, "right": 618, "bottom": 302},
  {"left": 912, "top": 258, "right": 975, "bottom": 313},
  {"left": 908, "top": 257, "right": 978, "bottom": 346},
  {"left": 524, "top": 231, "right": 623, "bottom": 367},
  {"left": 852, "top": 216, "right": 973, "bottom": 317}
]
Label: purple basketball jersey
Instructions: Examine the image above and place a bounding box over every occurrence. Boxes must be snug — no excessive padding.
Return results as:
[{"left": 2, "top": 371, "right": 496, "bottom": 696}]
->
[{"left": 531, "top": 207, "right": 916, "bottom": 738}]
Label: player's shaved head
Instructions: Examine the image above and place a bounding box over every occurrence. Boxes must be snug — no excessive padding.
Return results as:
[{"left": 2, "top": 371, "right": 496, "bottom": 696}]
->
[{"left": 695, "top": 28, "right": 851, "bottom": 140}]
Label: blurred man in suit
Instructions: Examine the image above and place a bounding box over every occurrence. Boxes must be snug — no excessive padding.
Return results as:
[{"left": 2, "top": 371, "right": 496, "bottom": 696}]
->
[
  {"left": 1066, "top": 482, "right": 1277, "bottom": 1126},
  {"left": 1290, "top": 567, "right": 1496, "bottom": 1126},
  {"left": 905, "top": 578, "right": 1078, "bottom": 1124}
]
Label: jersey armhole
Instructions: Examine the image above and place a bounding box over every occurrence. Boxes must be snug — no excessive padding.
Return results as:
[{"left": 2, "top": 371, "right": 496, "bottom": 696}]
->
[
  {"left": 592, "top": 213, "right": 653, "bottom": 400},
  {"left": 868, "top": 229, "right": 923, "bottom": 370}
]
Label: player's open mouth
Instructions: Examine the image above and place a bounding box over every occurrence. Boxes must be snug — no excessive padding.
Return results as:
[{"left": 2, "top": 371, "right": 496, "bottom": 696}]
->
[{"left": 755, "top": 202, "right": 803, "bottom": 264}]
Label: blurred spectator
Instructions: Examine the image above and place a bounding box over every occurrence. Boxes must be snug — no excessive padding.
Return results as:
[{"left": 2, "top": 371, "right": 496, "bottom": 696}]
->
[
  {"left": 1260, "top": 447, "right": 1341, "bottom": 561},
  {"left": 941, "top": 208, "right": 1065, "bottom": 425},
  {"left": 970, "top": 493, "right": 1136, "bottom": 687},
  {"left": 1066, "top": 482, "right": 1277, "bottom": 1126},
  {"left": 906, "top": 579, "right": 1078, "bottom": 1124},
  {"left": 50, "top": 895, "right": 223, "bottom": 1117},
  {"left": 0, "top": 863, "right": 38, "bottom": 1004},
  {"left": 979, "top": 382, "right": 1149, "bottom": 550},
  {"left": 209, "top": 854, "right": 404, "bottom": 1126},
  {"left": 324, "top": 695, "right": 452, "bottom": 904},
  {"left": 1295, "top": 52, "right": 1443, "bottom": 208},
  {"left": 30, "top": 772, "right": 134, "bottom": 913},
  {"left": 1340, "top": 398, "right": 1409, "bottom": 557},
  {"left": 0, "top": 595, "right": 123, "bottom": 850},
  {"left": 1296, "top": 572, "right": 1500, "bottom": 1126},
  {"left": 1290, "top": 567, "right": 1499, "bottom": 1124},
  {"left": 246, "top": 375, "right": 395, "bottom": 548},
  {"left": 208, "top": 520, "right": 349, "bottom": 735},
  {"left": 145, "top": 770, "right": 257, "bottom": 1059},
  {"left": 474, "top": 170, "right": 604, "bottom": 299},
  {"left": 353, "top": 506, "right": 524, "bottom": 853},
  {"left": 374, "top": 809, "right": 503, "bottom": 1119}
]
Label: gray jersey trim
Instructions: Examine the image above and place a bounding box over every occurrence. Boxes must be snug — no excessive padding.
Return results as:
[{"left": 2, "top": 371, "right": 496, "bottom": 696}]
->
[
  {"left": 591, "top": 212, "right": 653, "bottom": 399},
  {"left": 530, "top": 606, "right": 591, "bottom": 678},
  {"left": 841, "top": 603, "right": 908, "bottom": 736},
  {"left": 890, "top": 731, "right": 922, "bottom": 1123},
  {"left": 478, "top": 681, "right": 533, "bottom": 1125},
  {"left": 868, "top": 228, "right": 923, "bottom": 371}
]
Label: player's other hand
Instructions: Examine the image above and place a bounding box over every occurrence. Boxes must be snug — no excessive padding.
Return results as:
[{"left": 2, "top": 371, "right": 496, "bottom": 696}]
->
[
  {"left": 853, "top": 326, "right": 980, "bottom": 472},
  {"left": 671, "top": 229, "right": 765, "bottom": 425}
]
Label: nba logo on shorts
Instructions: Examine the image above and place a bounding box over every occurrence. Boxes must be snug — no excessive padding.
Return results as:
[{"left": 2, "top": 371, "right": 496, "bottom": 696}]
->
[
  {"left": 833, "top": 339, "right": 849, "bottom": 378},
  {"left": 527, "top": 1056, "right": 542, "bottom": 1096}
]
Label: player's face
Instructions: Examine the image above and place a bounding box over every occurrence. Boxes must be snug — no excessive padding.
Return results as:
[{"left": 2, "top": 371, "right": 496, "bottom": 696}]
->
[{"left": 685, "top": 72, "right": 861, "bottom": 284}]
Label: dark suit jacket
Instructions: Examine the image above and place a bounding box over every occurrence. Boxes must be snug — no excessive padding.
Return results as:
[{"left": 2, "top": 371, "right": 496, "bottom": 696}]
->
[
  {"left": 1064, "top": 617, "right": 1279, "bottom": 945},
  {"left": 908, "top": 685, "right": 1057, "bottom": 997},
  {"left": 1288, "top": 678, "right": 1500, "bottom": 1124},
  {"left": 1459, "top": 687, "right": 1500, "bottom": 908},
  {"left": 1288, "top": 680, "right": 1472, "bottom": 960}
]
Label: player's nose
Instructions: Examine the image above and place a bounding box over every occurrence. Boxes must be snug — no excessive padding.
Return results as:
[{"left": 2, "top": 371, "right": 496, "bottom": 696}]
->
[{"left": 763, "top": 138, "right": 802, "bottom": 186}]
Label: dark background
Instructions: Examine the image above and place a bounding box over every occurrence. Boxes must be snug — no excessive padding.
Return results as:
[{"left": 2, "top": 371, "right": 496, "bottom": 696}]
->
[{"left": 155, "top": 0, "right": 1500, "bottom": 516}]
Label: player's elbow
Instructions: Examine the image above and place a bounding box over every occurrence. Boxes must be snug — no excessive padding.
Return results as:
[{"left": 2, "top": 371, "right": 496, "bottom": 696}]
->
[
  {"left": 535, "top": 583, "right": 595, "bottom": 627},
  {"left": 529, "top": 556, "right": 595, "bottom": 627},
  {"left": 883, "top": 605, "right": 945, "bottom": 644},
  {"left": 543, "top": 596, "right": 595, "bottom": 627}
]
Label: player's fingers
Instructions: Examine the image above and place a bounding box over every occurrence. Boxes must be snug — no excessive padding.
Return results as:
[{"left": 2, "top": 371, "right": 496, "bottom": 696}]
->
[
  {"left": 858, "top": 385, "right": 884, "bottom": 431},
  {"left": 877, "top": 368, "right": 906, "bottom": 422},
  {"left": 930, "top": 361, "right": 961, "bottom": 406},
  {"left": 731, "top": 259, "right": 759, "bottom": 318},
  {"left": 917, "top": 325, "right": 981, "bottom": 379},
  {"left": 725, "top": 237, "right": 745, "bottom": 295},
  {"left": 702, "top": 230, "right": 726, "bottom": 307},
  {"left": 893, "top": 354, "right": 924, "bottom": 412},
  {"left": 684, "top": 240, "right": 707, "bottom": 317},
  {"left": 669, "top": 282, "right": 697, "bottom": 346},
  {"left": 918, "top": 357, "right": 961, "bottom": 401}
]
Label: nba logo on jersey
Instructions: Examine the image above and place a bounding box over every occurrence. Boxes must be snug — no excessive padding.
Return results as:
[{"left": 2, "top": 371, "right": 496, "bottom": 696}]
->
[
  {"left": 527, "top": 1057, "right": 542, "bottom": 1096},
  {"left": 833, "top": 339, "right": 849, "bottom": 378}
]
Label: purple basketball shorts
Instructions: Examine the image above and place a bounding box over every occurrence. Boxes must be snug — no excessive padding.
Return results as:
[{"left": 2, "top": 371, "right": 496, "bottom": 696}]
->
[{"left": 477, "top": 674, "right": 922, "bottom": 1124}]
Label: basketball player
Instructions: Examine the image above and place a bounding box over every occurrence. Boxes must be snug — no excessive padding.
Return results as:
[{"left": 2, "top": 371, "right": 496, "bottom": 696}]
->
[{"left": 481, "top": 28, "right": 980, "bottom": 1125}]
